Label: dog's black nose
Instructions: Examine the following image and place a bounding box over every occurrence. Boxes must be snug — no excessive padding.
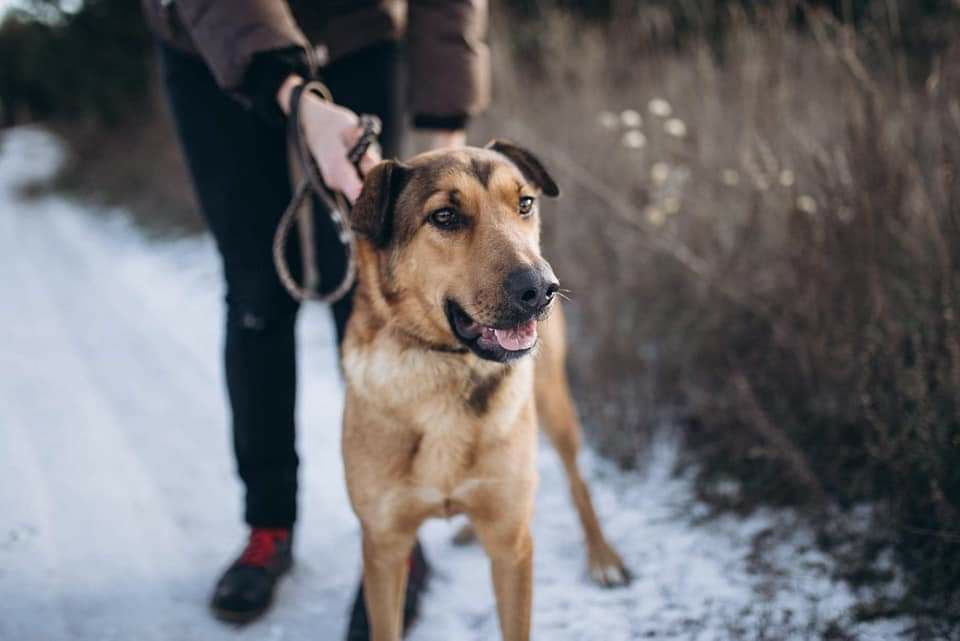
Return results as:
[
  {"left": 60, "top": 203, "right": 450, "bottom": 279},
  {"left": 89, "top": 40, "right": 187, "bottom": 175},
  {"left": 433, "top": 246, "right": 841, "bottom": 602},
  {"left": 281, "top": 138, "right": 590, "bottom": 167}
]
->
[{"left": 505, "top": 266, "right": 560, "bottom": 313}]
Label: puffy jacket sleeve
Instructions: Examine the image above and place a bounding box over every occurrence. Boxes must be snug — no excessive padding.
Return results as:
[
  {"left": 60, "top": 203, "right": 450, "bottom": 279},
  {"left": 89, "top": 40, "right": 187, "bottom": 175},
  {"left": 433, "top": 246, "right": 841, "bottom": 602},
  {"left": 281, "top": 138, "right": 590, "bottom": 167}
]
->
[
  {"left": 407, "top": 0, "right": 490, "bottom": 130},
  {"left": 172, "top": 0, "right": 310, "bottom": 91}
]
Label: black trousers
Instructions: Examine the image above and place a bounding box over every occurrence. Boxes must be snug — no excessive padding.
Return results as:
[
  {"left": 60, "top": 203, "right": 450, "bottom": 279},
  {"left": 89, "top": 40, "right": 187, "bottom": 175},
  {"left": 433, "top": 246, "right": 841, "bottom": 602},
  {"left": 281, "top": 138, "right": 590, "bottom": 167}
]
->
[{"left": 160, "top": 42, "right": 403, "bottom": 528}]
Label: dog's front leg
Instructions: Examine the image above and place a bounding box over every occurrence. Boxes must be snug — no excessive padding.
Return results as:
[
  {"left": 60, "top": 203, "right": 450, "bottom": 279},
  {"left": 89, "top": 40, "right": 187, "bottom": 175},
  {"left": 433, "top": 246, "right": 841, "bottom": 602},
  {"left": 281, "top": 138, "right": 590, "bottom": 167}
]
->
[
  {"left": 361, "top": 527, "right": 417, "bottom": 641},
  {"left": 473, "top": 520, "right": 534, "bottom": 641}
]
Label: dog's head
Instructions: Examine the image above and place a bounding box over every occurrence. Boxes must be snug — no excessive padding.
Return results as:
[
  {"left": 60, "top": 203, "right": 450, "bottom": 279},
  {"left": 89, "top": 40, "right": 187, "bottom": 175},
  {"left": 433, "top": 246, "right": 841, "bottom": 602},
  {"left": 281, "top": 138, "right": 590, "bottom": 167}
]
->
[{"left": 351, "top": 140, "right": 560, "bottom": 363}]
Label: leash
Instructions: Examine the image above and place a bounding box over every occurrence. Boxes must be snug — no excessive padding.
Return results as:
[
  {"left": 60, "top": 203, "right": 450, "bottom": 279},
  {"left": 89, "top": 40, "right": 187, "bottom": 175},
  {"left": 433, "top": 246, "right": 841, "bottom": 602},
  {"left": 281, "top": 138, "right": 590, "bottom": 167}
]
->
[{"left": 272, "top": 80, "right": 381, "bottom": 303}]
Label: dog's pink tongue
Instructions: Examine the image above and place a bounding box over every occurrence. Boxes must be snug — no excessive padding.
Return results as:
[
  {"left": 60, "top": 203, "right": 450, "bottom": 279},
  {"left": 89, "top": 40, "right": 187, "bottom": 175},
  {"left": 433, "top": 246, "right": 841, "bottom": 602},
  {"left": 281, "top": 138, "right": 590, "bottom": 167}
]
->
[{"left": 492, "top": 320, "right": 538, "bottom": 351}]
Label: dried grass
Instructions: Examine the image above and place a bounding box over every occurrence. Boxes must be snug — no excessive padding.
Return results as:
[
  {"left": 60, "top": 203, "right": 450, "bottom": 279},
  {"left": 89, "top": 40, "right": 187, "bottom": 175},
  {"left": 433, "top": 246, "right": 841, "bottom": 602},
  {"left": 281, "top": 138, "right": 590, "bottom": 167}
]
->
[{"left": 476, "top": 1, "right": 960, "bottom": 630}]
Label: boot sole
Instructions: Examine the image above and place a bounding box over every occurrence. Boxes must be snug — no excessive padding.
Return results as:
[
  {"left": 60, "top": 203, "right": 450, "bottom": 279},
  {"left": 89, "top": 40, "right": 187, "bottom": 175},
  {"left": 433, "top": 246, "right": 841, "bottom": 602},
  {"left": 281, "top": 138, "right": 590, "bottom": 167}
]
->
[
  {"left": 209, "top": 561, "right": 292, "bottom": 625},
  {"left": 210, "top": 603, "right": 270, "bottom": 625}
]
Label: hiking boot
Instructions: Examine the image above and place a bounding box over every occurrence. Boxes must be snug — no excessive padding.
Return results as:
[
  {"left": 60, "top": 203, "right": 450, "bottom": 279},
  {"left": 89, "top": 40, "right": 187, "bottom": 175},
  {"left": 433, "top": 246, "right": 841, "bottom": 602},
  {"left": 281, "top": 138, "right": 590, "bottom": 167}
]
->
[
  {"left": 345, "top": 541, "right": 431, "bottom": 640},
  {"left": 210, "top": 527, "right": 293, "bottom": 623}
]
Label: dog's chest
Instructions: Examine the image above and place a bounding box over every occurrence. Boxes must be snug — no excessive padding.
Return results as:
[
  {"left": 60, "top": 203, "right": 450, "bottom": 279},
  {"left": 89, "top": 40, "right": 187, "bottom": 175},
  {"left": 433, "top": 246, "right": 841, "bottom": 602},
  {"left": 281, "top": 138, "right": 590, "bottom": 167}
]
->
[
  {"left": 344, "top": 335, "right": 534, "bottom": 511},
  {"left": 343, "top": 335, "right": 531, "bottom": 434}
]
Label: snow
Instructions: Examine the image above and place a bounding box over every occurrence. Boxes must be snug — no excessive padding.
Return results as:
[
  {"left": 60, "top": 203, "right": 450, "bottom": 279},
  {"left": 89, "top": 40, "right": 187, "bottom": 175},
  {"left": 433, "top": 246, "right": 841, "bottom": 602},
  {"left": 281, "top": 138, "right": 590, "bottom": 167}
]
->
[{"left": 0, "top": 127, "right": 906, "bottom": 640}]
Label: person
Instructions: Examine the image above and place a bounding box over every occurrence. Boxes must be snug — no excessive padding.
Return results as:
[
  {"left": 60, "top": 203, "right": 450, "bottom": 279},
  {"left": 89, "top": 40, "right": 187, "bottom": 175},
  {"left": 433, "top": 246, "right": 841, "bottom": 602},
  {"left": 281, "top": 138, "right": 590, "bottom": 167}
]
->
[{"left": 139, "top": 0, "right": 490, "bottom": 637}]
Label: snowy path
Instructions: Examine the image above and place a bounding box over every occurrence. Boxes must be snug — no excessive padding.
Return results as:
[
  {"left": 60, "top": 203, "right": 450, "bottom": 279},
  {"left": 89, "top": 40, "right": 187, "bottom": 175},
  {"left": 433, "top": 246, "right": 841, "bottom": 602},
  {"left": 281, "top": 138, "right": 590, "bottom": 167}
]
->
[{"left": 0, "top": 128, "right": 899, "bottom": 641}]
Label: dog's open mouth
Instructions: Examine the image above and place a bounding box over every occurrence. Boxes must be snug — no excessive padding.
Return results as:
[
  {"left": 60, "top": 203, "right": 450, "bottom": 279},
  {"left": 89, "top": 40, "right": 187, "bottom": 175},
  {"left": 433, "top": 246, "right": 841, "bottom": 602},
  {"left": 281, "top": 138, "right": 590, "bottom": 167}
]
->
[{"left": 446, "top": 301, "right": 538, "bottom": 362}]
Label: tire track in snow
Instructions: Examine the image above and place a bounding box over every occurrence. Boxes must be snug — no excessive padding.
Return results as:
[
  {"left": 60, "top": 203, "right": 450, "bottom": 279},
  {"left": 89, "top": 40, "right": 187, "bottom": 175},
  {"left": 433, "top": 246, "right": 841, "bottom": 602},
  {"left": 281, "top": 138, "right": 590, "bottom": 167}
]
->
[{"left": 1, "top": 202, "right": 198, "bottom": 641}]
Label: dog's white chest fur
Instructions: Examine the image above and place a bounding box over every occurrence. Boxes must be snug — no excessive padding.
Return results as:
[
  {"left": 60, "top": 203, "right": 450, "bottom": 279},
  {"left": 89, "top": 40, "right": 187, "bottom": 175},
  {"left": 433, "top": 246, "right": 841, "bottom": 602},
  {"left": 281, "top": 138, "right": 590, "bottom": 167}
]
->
[{"left": 343, "top": 331, "right": 532, "bottom": 436}]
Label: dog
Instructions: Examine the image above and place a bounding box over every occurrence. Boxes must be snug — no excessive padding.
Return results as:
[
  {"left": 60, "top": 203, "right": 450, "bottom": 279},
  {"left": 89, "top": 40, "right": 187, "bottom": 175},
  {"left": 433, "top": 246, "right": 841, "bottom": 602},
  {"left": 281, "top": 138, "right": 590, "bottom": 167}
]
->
[{"left": 341, "top": 140, "right": 629, "bottom": 641}]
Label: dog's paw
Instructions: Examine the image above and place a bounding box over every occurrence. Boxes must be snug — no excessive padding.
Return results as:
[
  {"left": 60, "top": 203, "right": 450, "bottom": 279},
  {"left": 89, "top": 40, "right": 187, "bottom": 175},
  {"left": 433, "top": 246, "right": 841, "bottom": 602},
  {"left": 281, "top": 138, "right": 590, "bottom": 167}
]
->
[
  {"left": 588, "top": 543, "right": 631, "bottom": 588},
  {"left": 451, "top": 522, "right": 477, "bottom": 546}
]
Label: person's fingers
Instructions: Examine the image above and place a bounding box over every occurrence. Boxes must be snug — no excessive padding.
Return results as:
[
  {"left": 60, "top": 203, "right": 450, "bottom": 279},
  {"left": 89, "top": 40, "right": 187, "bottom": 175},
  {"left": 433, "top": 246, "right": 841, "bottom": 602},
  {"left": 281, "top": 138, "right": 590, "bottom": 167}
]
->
[
  {"left": 298, "top": 97, "right": 382, "bottom": 202},
  {"left": 344, "top": 125, "right": 380, "bottom": 165},
  {"left": 343, "top": 179, "right": 363, "bottom": 204},
  {"left": 339, "top": 167, "right": 364, "bottom": 204},
  {"left": 313, "top": 143, "right": 367, "bottom": 202},
  {"left": 341, "top": 123, "right": 364, "bottom": 149},
  {"left": 358, "top": 150, "right": 379, "bottom": 177}
]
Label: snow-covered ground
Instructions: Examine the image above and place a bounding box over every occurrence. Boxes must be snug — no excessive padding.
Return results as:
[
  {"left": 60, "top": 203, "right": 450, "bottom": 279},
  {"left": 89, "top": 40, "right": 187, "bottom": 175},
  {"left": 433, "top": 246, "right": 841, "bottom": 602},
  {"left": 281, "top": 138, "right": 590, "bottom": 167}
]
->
[{"left": 0, "top": 128, "right": 904, "bottom": 641}]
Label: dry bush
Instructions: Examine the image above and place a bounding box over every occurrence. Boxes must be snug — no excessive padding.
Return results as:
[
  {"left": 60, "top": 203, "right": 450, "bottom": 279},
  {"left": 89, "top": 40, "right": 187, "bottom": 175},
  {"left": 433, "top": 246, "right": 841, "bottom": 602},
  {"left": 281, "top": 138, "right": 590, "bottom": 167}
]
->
[
  {"left": 35, "top": 88, "right": 200, "bottom": 237},
  {"left": 478, "top": 1, "right": 960, "bottom": 631}
]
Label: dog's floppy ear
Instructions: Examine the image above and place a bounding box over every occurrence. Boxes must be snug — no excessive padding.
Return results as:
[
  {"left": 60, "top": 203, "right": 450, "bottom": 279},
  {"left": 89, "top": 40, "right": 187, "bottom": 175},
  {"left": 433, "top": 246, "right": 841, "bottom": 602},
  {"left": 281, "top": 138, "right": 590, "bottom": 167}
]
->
[
  {"left": 485, "top": 139, "right": 559, "bottom": 197},
  {"left": 351, "top": 159, "right": 409, "bottom": 247}
]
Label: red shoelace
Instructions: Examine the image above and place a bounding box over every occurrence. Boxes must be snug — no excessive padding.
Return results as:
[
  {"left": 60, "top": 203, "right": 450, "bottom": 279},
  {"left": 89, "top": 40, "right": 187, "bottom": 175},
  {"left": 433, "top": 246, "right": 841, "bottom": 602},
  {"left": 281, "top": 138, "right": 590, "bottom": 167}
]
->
[{"left": 239, "top": 528, "right": 289, "bottom": 567}]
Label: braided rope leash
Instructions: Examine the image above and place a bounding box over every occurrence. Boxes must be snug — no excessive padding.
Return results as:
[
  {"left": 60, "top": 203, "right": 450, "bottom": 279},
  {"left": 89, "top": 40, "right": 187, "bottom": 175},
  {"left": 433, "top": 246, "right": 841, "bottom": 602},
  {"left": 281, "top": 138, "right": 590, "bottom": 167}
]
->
[{"left": 272, "top": 80, "right": 381, "bottom": 303}]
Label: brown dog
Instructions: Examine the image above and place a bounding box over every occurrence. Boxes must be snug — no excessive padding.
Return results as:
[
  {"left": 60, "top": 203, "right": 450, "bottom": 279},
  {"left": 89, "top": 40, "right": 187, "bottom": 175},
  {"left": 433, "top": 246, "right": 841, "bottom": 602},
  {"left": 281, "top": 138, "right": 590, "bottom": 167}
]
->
[{"left": 341, "top": 141, "right": 629, "bottom": 641}]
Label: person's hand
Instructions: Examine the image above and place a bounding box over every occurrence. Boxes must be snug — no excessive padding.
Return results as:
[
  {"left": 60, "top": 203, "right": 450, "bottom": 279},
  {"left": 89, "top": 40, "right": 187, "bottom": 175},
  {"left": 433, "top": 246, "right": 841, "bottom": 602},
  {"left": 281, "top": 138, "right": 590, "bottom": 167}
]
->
[
  {"left": 277, "top": 75, "right": 380, "bottom": 203},
  {"left": 427, "top": 129, "right": 467, "bottom": 150}
]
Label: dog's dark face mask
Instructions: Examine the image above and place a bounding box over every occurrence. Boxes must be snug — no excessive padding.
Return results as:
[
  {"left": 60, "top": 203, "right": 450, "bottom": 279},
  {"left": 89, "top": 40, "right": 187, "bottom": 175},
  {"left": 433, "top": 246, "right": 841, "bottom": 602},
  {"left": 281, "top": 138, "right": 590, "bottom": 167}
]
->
[{"left": 351, "top": 140, "right": 561, "bottom": 362}]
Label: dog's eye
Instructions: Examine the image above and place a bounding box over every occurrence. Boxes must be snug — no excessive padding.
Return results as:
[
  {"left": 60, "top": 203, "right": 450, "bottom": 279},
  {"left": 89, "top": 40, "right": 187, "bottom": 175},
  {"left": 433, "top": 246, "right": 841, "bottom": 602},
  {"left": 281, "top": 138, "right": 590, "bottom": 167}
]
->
[
  {"left": 428, "top": 208, "right": 460, "bottom": 230},
  {"left": 518, "top": 196, "right": 536, "bottom": 216}
]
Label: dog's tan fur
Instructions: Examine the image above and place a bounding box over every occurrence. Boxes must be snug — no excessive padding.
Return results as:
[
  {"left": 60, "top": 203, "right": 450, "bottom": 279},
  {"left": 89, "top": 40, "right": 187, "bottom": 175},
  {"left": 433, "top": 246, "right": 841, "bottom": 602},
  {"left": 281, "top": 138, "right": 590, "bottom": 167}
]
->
[{"left": 341, "top": 142, "right": 628, "bottom": 641}]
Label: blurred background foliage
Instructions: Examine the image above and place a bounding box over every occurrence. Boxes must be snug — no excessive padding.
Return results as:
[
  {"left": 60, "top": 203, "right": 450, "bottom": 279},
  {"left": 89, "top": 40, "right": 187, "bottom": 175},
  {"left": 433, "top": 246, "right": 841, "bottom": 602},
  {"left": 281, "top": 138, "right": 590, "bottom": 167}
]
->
[
  {"left": 0, "top": 0, "right": 150, "bottom": 125},
  {"left": 2, "top": 1, "right": 957, "bottom": 126},
  {"left": 2, "top": 0, "right": 959, "bottom": 637}
]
